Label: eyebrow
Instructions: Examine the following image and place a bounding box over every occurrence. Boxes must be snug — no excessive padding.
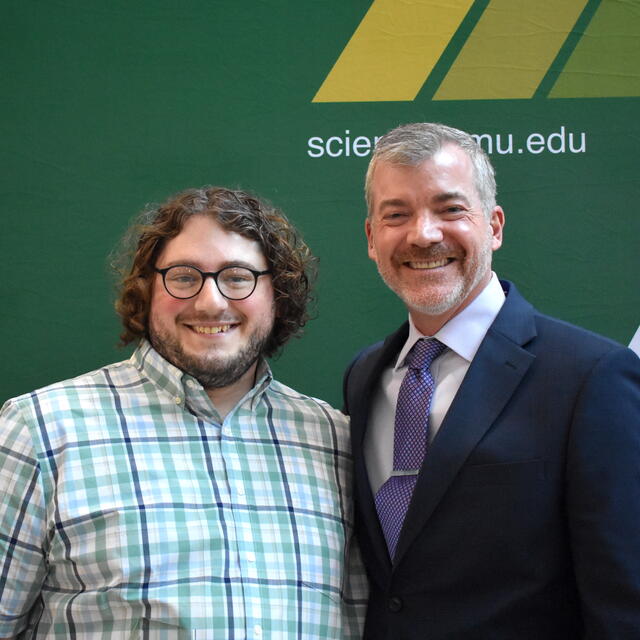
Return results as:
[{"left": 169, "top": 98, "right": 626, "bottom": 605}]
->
[
  {"left": 377, "top": 192, "right": 472, "bottom": 210},
  {"left": 378, "top": 198, "right": 409, "bottom": 209},
  {"left": 433, "top": 191, "right": 471, "bottom": 205},
  {"left": 159, "top": 260, "right": 266, "bottom": 271}
]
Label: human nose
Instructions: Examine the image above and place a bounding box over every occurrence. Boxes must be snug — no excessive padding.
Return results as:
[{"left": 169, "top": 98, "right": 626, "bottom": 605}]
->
[
  {"left": 193, "top": 276, "right": 229, "bottom": 312},
  {"left": 407, "top": 211, "right": 443, "bottom": 246}
]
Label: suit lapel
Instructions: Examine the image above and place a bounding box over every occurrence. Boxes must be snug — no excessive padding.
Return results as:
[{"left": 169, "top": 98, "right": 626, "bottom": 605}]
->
[
  {"left": 348, "top": 324, "right": 408, "bottom": 571},
  {"left": 394, "top": 283, "right": 538, "bottom": 564},
  {"left": 348, "top": 324, "right": 408, "bottom": 447}
]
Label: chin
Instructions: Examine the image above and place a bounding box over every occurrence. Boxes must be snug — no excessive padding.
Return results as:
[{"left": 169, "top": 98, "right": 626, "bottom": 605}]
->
[
  {"left": 408, "top": 300, "right": 457, "bottom": 317},
  {"left": 400, "top": 286, "right": 463, "bottom": 316}
]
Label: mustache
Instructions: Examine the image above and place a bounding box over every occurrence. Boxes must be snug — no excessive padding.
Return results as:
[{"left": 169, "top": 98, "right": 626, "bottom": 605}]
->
[
  {"left": 396, "top": 246, "right": 461, "bottom": 262},
  {"left": 176, "top": 312, "right": 240, "bottom": 324}
]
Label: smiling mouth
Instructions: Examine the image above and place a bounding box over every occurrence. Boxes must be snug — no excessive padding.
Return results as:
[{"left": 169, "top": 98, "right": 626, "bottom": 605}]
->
[
  {"left": 405, "top": 258, "right": 454, "bottom": 270},
  {"left": 191, "top": 325, "right": 235, "bottom": 334}
]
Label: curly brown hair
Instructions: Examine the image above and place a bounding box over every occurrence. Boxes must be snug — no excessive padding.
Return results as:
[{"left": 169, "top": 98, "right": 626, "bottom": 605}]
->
[{"left": 113, "top": 186, "right": 316, "bottom": 358}]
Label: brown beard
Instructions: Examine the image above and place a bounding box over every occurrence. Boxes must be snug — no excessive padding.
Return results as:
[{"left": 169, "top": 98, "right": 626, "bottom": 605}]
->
[{"left": 148, "top": 324, "right": 272, "bottom": 390}]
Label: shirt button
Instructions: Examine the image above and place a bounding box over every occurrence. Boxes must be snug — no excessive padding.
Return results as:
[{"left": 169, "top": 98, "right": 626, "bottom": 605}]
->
[
  {"left": 247, "top": 551, "right": 256, "bottom": 563},
  {"left": 174, "top": 397, "right": 182, "bottom": 405},
  {"left": 237, "top": 485, "right": 246, "bottom": 497},
  {"left": 388, "top": 596, "right": 403, "bottom": 612},
  {"left": 253, "top": 624, "right": 262, "bottom": 638},
  {"left": 187, "top": 380, "right": 198, "bottom": 389}
]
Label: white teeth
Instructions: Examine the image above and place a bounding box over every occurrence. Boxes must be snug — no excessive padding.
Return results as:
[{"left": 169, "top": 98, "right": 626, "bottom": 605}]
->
[
  {"left": 409, "top": 259, "right": 449, "bottom": 269},
  {"left": 194, "top": 325, "right": 231, "bottom": 334}
]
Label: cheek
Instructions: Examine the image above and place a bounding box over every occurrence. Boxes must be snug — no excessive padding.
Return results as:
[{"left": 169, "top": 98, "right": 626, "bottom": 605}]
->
[
  {"left": 245, "top": 290, "right": 276, "bottom": 324},
  {"left": 369, "top": 231, "right": 395, "bottom": 258},
  {"left": 149, "top": 296, "right": 184, "bottom": 327},
  {"left": 449, "top": 224, "right": 486, "bottom": 248}
]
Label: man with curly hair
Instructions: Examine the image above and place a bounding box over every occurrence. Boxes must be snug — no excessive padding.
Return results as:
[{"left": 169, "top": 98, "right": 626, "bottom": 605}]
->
[{"left": 0, "top": 187, "right": 367, "bottom": 638}]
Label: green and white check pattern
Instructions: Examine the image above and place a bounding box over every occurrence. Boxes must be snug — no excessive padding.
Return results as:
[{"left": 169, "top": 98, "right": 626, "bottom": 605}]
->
[{"left": 0, "top": 341, "right": 367, "bottom": 638}]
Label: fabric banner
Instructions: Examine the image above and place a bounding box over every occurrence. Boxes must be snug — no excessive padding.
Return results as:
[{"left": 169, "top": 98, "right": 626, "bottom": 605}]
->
[{"left": 2, "top": 0, "right": 638, "bottom": 406}]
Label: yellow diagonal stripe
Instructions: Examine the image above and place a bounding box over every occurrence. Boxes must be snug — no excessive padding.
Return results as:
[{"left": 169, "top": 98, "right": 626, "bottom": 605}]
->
[
  {"left": 550, "top": 0, "right": 640, "bottom": 98},
  {"left": 313, "top": 0, "right": 474, "bottom": 103},
  {"left": 434, "top": 0, "right": 588, "bottom": 100}
]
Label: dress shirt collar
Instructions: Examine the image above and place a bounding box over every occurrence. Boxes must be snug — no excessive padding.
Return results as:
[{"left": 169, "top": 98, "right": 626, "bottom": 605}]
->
[
  {"left": 395, "top": 272, "right": 505, "bottom": 370},
  {"left": 131, "top": 339, "right": 272, "bottom": 419}
]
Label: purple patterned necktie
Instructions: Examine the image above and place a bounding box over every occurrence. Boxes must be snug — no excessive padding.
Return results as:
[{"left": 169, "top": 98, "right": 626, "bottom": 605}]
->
[{"left": 375, "top": 338, "right": 446, "bottom": 560}]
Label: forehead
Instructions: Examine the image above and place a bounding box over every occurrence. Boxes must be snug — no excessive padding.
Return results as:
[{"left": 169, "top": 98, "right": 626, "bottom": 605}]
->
[
  {"left": 156, "top": 214, "right": 267, "bottom": 268},
  {"left": 371, "top": 144, "right": 477, "bottom": 207}
]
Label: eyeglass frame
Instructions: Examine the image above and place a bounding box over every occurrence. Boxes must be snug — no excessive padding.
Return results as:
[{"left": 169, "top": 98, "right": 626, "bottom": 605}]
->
[{"left": 153, "top": 264, "right": 272, "bottom": 301}]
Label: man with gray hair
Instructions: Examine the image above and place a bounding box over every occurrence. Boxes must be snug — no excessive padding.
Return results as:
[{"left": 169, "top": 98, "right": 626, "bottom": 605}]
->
[{"left": 344, "top": 122, "right": 640, "bottom": 637}]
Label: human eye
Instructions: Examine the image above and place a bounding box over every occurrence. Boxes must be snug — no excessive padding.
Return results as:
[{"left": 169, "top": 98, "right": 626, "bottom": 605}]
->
[
  {"left": 441, "top": 204, "right": 468, "bottom": 218},
  {"left": 382, "top": 211, "right": 409, "bottom": 224},
  {"left": 220, "top": 267, "right": 254, "bottom": 289},
  {"left": 166, "top": 266, "right": 200, "bottom": 288}
]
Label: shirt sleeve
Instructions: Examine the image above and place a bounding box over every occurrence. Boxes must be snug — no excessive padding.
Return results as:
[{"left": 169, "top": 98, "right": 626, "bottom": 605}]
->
[
  {"left": 322, "top": 403, "right": 370, "bottom": 639},
  {"left": 341, "top": 528, "right": 369, "bottom": 639},
  {"left": 0, "top": 398, "right": 49, "bottom": 636}
]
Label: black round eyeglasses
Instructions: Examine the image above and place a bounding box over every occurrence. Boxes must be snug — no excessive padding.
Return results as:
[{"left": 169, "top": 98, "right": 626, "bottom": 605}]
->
[{"left": 154, "top": 264, "right": 271, "bottom": 300}]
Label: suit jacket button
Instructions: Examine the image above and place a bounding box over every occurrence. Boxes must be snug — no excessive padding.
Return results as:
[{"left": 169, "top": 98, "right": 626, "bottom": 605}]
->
[{"left": 388, "top": 596, "right": 403, "bottom": 612}]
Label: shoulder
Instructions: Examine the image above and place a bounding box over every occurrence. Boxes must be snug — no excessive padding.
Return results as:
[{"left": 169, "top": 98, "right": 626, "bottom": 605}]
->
[
  {"left": 0, "top": 358, "right": 140, "bottom": 450},
  {"left": 345, "top": 323, "right": 409, "bottom": 381},
  {"left": 349, "top": 339, "right": 387, "bottom": 367},
  {"left": 264, "top": 379, "right": 352, "bottom": 454},
  {"left": 342, "top": 332, "right": 403, "bottom": 418},
  {"left": 267, "top": 379, "right": 348, "bottom": 425},
  {"left": 500, "top": 280, "right": 635, "bottom": 369},
  {"left": 5, "top": 357, "right": 136, "bottom": 410},
  {"left": 531, "top": 310, "right": 636, "bottom": 369},
  {"left": 496, "top": 290, "right": 640, "bottom": 409},
  {"left": 343, "top": 341, "right": 384, "bottom": 391}
]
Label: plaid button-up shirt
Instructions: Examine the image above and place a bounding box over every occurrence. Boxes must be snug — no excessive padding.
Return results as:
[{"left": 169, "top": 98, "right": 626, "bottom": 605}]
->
[{"left": 0, "top": 341, "right": 367, "bottom": 638}]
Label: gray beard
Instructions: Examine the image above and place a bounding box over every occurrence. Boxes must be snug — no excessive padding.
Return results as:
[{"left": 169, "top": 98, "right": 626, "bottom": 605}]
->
[
  {"left": 378, "top": 236, "right": 493, "bottom": 318},
  {"left": 148, "top": 326, "right": 271, "bottom": 390}
]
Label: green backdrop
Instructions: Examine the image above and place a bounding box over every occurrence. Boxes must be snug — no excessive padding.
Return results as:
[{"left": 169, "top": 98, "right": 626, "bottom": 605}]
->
[{"left": 2, "top": 0, "right": 638, "bottom": 408}]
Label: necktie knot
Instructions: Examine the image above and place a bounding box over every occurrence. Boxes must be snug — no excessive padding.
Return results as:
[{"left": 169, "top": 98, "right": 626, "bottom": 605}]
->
[{"left": 405, "top": 338, "right": 446, "bottom": 371}]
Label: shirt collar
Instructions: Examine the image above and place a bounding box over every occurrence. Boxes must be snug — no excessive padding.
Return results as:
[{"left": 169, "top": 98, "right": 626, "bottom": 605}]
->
[
  {"left": 131, "top": 339, "right": 273, "bottom": 418},
  {"left": 395, "top": 272, "right": 505, "bottom": 370}
]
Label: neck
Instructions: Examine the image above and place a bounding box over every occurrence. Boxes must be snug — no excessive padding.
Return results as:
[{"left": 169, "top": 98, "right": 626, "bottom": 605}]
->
[
  {"left": 206, "top": 360, "right": 259, "bottom": 420},
  {"left": 410, "top": 314, "right": 448, "bottom": 337},
  {"left": 410, "top": 272, "right": 492, "bottom": 336}
]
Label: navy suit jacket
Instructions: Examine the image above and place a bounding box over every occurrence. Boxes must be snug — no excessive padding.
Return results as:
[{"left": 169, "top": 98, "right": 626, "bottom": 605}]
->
[{"left": 344, "top": 281, "right": 640, "bottom": 639}]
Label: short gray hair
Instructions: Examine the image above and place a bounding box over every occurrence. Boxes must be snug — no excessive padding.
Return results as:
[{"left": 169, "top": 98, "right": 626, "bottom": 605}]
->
[{"left": 365, "top": 122, "right": 497, "bottom": 216}]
